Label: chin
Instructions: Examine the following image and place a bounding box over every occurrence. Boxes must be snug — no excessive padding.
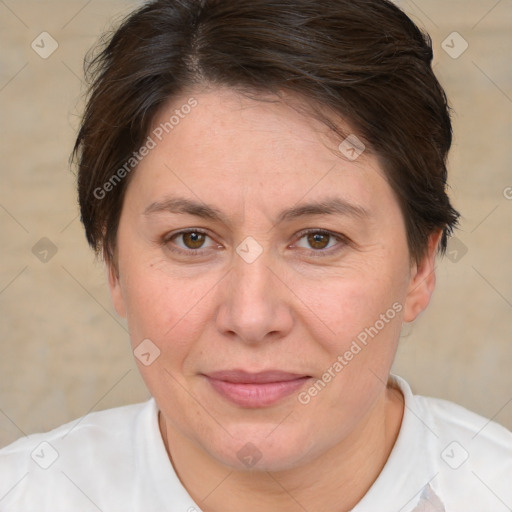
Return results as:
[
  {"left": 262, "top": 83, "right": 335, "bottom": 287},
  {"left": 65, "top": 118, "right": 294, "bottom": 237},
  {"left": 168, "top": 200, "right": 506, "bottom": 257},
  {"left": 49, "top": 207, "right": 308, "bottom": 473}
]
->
[{"left": 201, "top": 423, "right": 323, "bottom": 472}]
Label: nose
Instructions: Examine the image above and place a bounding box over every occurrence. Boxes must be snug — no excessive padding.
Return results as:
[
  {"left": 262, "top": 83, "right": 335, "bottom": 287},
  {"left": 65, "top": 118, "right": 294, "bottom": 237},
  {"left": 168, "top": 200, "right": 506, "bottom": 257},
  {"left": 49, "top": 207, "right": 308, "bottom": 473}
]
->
[{"left": 215, "top": 250, "right": 294, "bottom": 345}]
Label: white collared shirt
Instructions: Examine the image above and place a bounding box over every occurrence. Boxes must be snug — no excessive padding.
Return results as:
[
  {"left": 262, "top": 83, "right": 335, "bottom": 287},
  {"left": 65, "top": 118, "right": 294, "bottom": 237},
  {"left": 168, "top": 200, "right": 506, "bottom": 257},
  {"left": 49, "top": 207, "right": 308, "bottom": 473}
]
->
[{"left": 1, "top": 375, "right": 511, "bottom": 511}]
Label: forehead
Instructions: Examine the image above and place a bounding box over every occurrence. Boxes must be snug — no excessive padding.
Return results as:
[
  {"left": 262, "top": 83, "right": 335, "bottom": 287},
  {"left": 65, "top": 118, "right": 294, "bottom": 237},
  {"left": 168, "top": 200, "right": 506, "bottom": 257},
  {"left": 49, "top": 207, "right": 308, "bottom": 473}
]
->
[
  {"left": 152, "top": 88, "right": 339, "bottom": 163},
  {"left": 127, "top": 87, "right": 392, "bottom": 216}
]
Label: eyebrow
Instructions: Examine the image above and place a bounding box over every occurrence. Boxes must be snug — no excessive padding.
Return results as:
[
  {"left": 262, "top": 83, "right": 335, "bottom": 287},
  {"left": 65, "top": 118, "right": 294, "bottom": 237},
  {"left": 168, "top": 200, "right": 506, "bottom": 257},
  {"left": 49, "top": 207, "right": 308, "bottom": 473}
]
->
[
  {"left": 144, "top": 198, "right": 227, "bottom": 223},
  {"left": 143, "top": 196, "right": 369, "bottom": 224},
  {"left": 276, "top": 197, "right": 369, "bottom": 224}
]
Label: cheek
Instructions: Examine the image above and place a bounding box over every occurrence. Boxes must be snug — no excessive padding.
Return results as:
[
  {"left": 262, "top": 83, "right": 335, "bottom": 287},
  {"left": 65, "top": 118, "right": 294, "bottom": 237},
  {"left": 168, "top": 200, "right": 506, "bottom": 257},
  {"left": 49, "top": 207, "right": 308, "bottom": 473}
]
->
[
  {"left": 293, "top": 270, "right": 406, "bottom": 419},
  {"left": 119, "top": 257, "right": 218, "bottom": 361},
  {"left": 294, "top": 264, "right": 407, "bottom": 351}
]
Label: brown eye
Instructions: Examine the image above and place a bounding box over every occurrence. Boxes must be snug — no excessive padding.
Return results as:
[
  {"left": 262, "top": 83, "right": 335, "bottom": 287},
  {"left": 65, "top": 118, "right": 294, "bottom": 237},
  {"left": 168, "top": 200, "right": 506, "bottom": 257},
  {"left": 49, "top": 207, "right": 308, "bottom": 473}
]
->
[
  {"left": 165, "top": 229, "right": 220, "bottom": 256},
  {"left": 294, "top": 230, "right": 345, "bottom": 253},
  {"left": 307, "top": 232, "right": 331, "bottom": 249},
  {"left": 181, "top": 231, "right": 207, "bottom": 249}
]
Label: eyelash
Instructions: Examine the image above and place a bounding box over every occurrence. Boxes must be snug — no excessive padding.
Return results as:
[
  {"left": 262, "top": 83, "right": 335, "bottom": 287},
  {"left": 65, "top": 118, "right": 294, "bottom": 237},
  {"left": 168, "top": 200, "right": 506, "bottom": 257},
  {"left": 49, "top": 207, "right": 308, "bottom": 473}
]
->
[{"left": 163, "top": 228, "right": 350, "bottom": 257}]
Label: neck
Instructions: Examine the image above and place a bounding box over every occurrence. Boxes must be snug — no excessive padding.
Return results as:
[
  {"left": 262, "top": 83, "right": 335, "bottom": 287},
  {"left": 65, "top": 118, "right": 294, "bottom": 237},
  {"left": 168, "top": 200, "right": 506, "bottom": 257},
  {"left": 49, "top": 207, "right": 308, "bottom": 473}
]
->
[{"left": 159, "top": 384, "right": 404, "bottom": 512}]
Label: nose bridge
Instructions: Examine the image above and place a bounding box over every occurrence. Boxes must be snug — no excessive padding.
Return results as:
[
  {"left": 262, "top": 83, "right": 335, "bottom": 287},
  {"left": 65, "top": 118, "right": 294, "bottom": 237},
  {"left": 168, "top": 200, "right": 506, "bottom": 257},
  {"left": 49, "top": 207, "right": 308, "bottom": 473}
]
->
[
  {"left": 215, "top": 248, "right": 293, "bottom": 343},
  {"left": 233, "top": 252, "right": 272, "bottom": 304}
]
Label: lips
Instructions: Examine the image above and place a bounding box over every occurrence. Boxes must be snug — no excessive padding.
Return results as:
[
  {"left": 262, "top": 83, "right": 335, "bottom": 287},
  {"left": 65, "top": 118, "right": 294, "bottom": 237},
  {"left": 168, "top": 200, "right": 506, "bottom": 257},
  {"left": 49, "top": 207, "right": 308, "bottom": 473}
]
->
[{"left": 203, "top": 370, "right": 311, "bottom": 408}]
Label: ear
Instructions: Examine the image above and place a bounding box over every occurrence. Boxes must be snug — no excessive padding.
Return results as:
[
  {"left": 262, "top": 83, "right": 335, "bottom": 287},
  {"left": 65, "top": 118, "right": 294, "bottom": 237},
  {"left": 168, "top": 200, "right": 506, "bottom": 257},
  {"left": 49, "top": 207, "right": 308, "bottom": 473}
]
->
[
  {"left": 107, "top": 261, "right": 127, "bottom": 318},
  {"left": 403, "top": 230, "right": 443, "bottom": 323}
]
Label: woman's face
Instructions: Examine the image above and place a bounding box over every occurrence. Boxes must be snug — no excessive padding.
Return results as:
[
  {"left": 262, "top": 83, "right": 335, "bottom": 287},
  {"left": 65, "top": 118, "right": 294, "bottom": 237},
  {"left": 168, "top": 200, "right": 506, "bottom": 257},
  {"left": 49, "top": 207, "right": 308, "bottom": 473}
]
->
[{"left": 109, "top": 87, "right": 437, "bottom": 471}]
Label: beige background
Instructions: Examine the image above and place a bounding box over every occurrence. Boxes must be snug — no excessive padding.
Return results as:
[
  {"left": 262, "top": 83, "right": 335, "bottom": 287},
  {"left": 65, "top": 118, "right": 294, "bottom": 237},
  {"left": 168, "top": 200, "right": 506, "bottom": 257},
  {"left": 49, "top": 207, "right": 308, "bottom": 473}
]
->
[{"left": 0, "top": 0, "right": 511, "bottom": 448}]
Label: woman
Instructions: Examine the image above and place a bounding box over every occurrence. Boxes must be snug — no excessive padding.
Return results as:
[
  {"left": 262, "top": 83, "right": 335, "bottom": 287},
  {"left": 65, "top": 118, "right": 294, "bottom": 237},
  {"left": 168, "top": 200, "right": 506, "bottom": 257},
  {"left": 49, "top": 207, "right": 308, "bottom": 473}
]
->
[{"left": 1, "top": 0, "right": 511, "bottom": 510}]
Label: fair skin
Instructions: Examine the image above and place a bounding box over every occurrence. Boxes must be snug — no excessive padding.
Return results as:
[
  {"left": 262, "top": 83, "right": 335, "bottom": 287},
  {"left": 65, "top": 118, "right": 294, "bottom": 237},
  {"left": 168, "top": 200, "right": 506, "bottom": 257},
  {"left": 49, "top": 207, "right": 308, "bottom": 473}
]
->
[{"left": 108, "top": 87, "right": 440, "bottom": 512}]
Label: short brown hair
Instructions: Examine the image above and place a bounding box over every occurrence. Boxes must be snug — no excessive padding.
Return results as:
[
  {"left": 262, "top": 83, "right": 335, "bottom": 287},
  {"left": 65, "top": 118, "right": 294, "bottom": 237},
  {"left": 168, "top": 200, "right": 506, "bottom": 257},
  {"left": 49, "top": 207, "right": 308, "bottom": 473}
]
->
[{"left": 74, "top": 0, "right": 459, "bottom": 265}]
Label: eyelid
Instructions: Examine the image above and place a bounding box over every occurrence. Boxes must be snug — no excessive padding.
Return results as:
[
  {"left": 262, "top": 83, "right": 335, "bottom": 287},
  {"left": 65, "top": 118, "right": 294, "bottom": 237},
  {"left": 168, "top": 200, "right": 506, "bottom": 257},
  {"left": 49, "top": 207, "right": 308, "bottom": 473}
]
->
[
  {"left": 294, "top": 227, "right": 348, "bottom": 240},
  {"left": 164, "top": 227, "right": 210, "bottom": 241}
]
